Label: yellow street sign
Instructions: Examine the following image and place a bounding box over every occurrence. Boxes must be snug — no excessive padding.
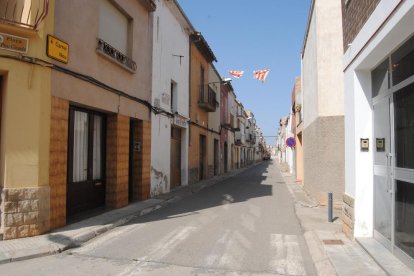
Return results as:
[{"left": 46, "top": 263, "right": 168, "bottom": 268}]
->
[
  {"left": 0, "top": 32, "right": 28, "bottom": 54},
  {"left": 47, "top": 35, "right": 69, "bottom": 63}
]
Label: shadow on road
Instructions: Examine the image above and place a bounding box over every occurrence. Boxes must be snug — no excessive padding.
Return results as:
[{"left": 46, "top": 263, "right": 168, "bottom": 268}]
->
[{"left": 125, "top": 161, "right": 274, "bottom": 225}]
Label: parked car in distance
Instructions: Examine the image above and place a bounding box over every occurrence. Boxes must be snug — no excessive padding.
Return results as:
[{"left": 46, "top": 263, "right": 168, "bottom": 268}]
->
[{"left": 263, "top": 154, "right": 271, "bottom": 160}]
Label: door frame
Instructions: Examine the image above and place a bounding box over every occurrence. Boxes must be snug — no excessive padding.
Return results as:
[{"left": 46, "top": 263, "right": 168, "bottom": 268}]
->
[
  {"left": 371, "top": 39, "right": 414, "bottom": 266},
  {"left": 372, "top": 94, "right": 395, "bottom": 251},
  {"left": 67, "top": 106, "right": 106, "bottom": 216}
]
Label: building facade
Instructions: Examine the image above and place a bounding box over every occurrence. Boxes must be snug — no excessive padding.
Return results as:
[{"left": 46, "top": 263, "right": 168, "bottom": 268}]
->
[
  {"left": 342, "top": 0, "right": 414, "bottom": 269},
  {"left": 228, "top": 89, "right": 237, "bottom": 170},
  {"left": 207, "top": 65, "right": 221, "bottom": 178},
  {"left": 49, "top": 0, "right": 155, "bottom": 229},
  {"left": 150, "top": 0, "right": 192, "bottom": 195},
  {"left": 0, "top": 0, "right": 54, "bottom": 239},
  {"left": 292, "top": 77, "right": 304, "bottom": 183},
  {"left": 301, "top": 0, "right": 345, "bottom": 205},
  {"left": 220, "top": 80, "right": 232, "bottom": 174},
  {"left": 188, "top": 33, "right": 217, "bottom": 185}
]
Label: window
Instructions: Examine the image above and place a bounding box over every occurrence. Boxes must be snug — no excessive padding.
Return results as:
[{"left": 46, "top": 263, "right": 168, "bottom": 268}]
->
[
  {"left": 371, "top": 59, "right": 389, "bottom": 98},
  {"left": 391, "top": 36, "right": 414, "bottom": 86},
  {"left": 171, "top": 80, "right": 178, "bottom": 113},
  {"left": 99, "top": 0, "right": 130, "bottom": 55},
  {"left": 200, "top": 65, "right": 205, "bottom": 86},
  {"left": 70, "top": 109, "right": 105, "bottom": 183},
  {"left": 73, "top": 111, "right": 89, "bottom": 182}
]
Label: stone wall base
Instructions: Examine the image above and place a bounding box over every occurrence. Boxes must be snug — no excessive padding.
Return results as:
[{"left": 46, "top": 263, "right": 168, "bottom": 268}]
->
[
  {"left": 342, "top": 193, "right": 355, "bottom": 239},
  {"left": 1, "top": 187, "right": 50, "bottom": 240},
  {"left": 0, "top": 187, "right": 3, "bottom": 239},
  {"left": 207, "top": 165, "right": 214, "bottom": 179},
  {"left": 188, "top": 168, "right": 198, "bottom": 185}
]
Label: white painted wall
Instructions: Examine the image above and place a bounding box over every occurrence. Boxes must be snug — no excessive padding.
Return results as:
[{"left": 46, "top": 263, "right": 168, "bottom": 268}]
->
[
  {"left": 151, "top": 0, "right": 191, "bottom": 195},
  {"left": 286, "top": 114, "right": 294, "bottom": 173},
  {"left": 343, "top": 0, "right": 414, "bottom": 237}
]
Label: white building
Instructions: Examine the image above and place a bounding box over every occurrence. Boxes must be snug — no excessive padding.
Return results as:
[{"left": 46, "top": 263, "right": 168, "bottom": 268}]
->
[
  {"left": 150, "top": 0, "right": 192, "bottom": 195},
  {"left": 342, "top": 0, "right": 414, "bottom": 269}
]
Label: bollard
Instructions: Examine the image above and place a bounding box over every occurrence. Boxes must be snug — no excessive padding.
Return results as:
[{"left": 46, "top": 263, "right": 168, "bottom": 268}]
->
[{"left": 328, "top": 192, "right": 333, "bottom": 223}]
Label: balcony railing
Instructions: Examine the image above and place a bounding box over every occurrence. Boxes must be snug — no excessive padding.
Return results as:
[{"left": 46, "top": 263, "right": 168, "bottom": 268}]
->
[
  {"left": 0, "top": 0, "right": 49, "bottom": 30},
  {"left": 198, "top": 84, "right": 217, "bottom": 112},
  {"left": 235, "top": 131, "right": 242, "bottom": 146},
  {"left": 96, "top": 38, "right": 137, "bottom": 72}
]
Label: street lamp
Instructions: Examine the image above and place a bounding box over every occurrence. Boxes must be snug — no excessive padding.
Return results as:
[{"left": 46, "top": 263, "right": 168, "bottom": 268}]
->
[{"left": 206, "top": 78, "right": 232, "bottom": 85}]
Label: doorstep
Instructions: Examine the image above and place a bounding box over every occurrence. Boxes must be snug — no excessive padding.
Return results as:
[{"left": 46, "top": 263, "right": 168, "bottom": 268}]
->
[{"left": 357, "top": 237, "right": 414, "bottom": 276}]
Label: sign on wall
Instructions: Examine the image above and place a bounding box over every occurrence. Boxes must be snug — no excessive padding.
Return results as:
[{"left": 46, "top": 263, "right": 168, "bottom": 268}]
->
[
  {"left": 47, "top": 35, "right": 69, "bottom": 63},
  {"left": 173, "top": 115, "right": 188, "bottom": 128},
  {"left": 286, "top": 137, "right": 296, "bottom": 148},
  {"left": 0, "top": 32, "right": 28, "bottom": 54}
]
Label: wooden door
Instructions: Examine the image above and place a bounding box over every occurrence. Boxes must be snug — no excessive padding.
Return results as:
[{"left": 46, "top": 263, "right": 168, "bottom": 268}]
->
[
  {"left": 199, "top": 135, "right": 206, "bottom": 180},
  {"left": 170, "top": 127, "right": 181, "bottom": 188},
  {"left": 67, "top": 108, "right": 105, "bottom": 216}
]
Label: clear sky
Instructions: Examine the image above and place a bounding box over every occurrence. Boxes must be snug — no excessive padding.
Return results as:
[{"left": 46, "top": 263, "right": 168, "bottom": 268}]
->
[{"left": 178, "top": 0, "right": 311, "bottom": 145}]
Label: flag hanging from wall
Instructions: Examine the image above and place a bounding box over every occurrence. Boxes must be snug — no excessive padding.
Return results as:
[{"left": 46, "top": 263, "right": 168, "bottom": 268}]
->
[
  {"left": 228, "top": 70, "right": 244, "bottom": 79},
  {"left": 253, "top": 69, "right": 270, "bottom": 82}
]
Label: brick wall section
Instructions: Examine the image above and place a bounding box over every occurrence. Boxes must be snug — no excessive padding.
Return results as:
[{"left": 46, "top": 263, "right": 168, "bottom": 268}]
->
[
  {"left": 303, "top": 116, "right": 345, "bottom": 206},
  {"left": 342, "top": 193, "right": 355, "bottom": 239},
  {"left": 49, "top": 97, "right": 69, "bottom": 229},
  {"left": 342, "top": 0, "right": 380, "bottom": 51},
  {"left": 1, "top": 187, "right": 50, "bottom": 240},
  {"left": 106, "top": 114, "right": 130, "bottom": 209},
  {"left": 136, "top": 120, "right": 151, "bottom": 200}
]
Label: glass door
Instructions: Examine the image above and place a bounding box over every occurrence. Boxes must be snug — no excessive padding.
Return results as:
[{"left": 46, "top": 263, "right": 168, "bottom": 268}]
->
[
  {"left": 373, "top": 96, "right": 393, "bottom": 249},
  {"left": 393, "top": 83, "right": 414, "bottom": 261}
]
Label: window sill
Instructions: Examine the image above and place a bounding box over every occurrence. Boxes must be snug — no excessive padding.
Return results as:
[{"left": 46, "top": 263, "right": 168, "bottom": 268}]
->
[{"left": 96, "top": 38, "right": 136, "bottom": 74}]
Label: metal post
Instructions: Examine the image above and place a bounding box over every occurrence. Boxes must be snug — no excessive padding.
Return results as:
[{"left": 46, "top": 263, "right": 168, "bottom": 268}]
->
[{"left": 328, "top": 192, "right": 333, "bottom": 223}]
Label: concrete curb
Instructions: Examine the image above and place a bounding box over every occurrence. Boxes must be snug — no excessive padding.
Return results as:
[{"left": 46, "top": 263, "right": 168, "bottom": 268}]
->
[
  {"left": 304, "top": 231, "right": 338, "bottom": 276},
  {"left": 0, "top": 162, "right": 263, "bottom": 264},
  {"left": 280, "top": 170, "right": 338, "bottom": 276}
]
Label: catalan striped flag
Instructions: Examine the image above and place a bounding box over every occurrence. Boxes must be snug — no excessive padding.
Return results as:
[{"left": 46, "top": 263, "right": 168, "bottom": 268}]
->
[
  {"left": 253, "top": 69, "right": 270, "bottom": 82},
  {"left": 228, "top": 70, "right": 244, "bottom": 78}
]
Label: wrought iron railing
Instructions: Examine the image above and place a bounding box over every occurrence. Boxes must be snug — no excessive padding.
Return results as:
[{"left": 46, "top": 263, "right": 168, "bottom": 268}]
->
[
  {"left": 0, "top": 0, "right": 49, "bottom": 29},
  {"left": 96, "top": 38, "right": 137, "bottom": 72},
  {"left": 198, "top": 84, "right": 217, "bottom": 112}
]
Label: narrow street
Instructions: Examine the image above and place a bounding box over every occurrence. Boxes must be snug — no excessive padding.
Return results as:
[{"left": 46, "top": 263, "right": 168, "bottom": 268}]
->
[{"left": 0, "top": 161, "right": 316, "bottom": 275}]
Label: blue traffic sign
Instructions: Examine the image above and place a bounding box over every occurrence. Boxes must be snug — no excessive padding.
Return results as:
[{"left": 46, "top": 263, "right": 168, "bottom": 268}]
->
[{"left": 286, "top": 137, "right": 296, "bottom": 148}]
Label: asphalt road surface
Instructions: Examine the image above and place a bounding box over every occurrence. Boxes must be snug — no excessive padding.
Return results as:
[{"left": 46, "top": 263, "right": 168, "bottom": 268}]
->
[{"left": 1, "top": 161, "right": 317, "bottom": 275}]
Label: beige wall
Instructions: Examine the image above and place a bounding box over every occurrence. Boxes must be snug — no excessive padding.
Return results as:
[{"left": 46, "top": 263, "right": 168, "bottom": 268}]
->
[
  {"left": 188, "top": 42, "right": 210, "bottom": 183},
  {"left": 316, "top": 0, "right": 344, "bottom": 117},
  {"left": 52, "top": 0, "right": 153, "bottom": 120},
  {"left": 302, "top": 0, "right": 344, "bottom": 128},
  {"left": 0, "top": 2, "right": 55, "bottom": 189},
  {"left": 295, "top": 131, "right": 304, "bottom": 182},
  {"left": 0, "top": 0, "right": 56, "bottom": 239}
]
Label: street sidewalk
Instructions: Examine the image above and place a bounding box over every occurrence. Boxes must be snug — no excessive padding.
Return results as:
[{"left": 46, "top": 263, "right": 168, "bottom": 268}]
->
[
  {"left": 281, "top": 170, "right": 413, "bottom": 276},
  {"left": 0, "top": 163, "right": 258, "bottom": 265}
]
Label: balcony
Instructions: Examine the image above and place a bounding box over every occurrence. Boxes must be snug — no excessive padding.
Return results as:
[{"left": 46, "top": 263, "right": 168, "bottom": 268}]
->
[
  {"left": 198, "top": 84, "right": 217, "bottom": 112},
  {"left": 235, "top": 131, "right": 243, "bottom": 146},
  {"left": 0, "top": 0, "right": 49, "bottom": 30}
]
